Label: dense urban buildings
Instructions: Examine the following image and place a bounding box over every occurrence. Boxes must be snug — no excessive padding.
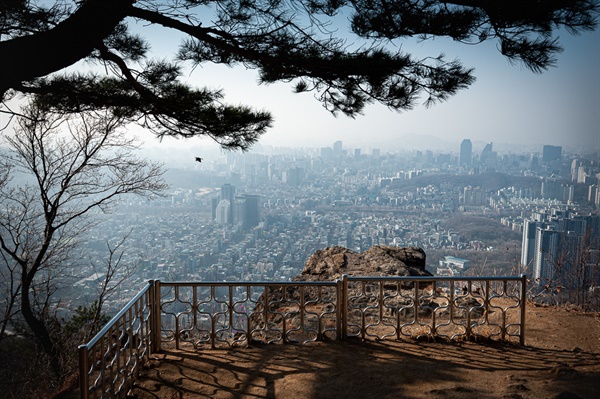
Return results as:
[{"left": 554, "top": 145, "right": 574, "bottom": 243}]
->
[{"left": 27, "top": 139, "right": 599, "bottom": 313}]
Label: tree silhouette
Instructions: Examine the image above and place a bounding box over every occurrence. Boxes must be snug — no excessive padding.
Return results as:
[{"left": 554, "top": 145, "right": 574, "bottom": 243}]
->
[
  {"left": 0, "top": 105, "right": 167, "bottom": 376},
  {"left": 1, "top": 1, "right": 597, "bottom": 149}
]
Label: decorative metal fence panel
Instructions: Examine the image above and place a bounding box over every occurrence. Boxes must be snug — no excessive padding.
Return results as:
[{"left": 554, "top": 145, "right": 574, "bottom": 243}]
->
[
  {"left": 79, "top": 275, "right": 526, "bottom": 398},
  {"left": 342, "top": 275, "right": 526, "bottom": 344},
  {"left": 78, "top": 282, "right": 155, "bottom": 399},
  {"left": 157, "top": 281, "right": 340, "bottom": 349}
]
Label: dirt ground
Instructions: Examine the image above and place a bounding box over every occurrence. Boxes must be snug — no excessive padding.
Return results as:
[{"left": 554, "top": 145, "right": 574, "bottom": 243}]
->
[{"left": 133, "top": 304, "right": 600, "bottom": 399}]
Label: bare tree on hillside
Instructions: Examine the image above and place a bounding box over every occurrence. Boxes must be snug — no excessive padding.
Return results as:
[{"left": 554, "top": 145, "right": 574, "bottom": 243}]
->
[
  {"left": 530, "top": 228, "right": 600, "bottom": 310},
  {"left": 562, "top": 230, "right": 600, "bottom": 311},
  {"left": 0, "top": 105, "right": 168, "bottom": 378}
]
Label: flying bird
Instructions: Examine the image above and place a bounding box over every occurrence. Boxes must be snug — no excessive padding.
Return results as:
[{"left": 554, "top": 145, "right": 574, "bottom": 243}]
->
[{"left": 195, "top": 157, "right": 203, "bottom": 163}]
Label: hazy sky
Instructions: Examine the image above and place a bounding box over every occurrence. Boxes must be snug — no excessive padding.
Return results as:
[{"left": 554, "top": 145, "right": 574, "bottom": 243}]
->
[
  {"left": 5, "top": 9, "right": 597, "bottom": 156},
  {"left": 142, "top": 15, "right": 599, "bottom": 155}
]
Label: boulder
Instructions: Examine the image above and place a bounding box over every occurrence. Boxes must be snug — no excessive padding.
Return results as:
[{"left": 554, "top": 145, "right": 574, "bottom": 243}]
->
[{"left": 293, "top": 245, "right": 432, "bottom": 282}]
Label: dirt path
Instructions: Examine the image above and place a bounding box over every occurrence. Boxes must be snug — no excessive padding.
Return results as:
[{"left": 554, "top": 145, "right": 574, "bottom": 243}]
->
[{"left": 134, "top": 305, "right": 600, "bottom": 399}]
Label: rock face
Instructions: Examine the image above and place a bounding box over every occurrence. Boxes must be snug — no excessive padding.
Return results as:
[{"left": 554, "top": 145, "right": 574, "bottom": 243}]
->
[
  {"left": 293, "top": 245, "right": 432, "bottom": 282},
  {"left": 246, "top": 246, "right": 489, "bottom": 344}
]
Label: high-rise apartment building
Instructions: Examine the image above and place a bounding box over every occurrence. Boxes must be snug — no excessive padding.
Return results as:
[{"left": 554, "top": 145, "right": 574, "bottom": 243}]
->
[
  {"left": 459, "top": 139, "right": 472, "bottom": 166},
  {"left": 480, "top": 142, "right": 496, "bottom": 165},
  {"left": 220, "top": 183, "right": 235, "bottom": 224},
  {"left": 333, "top": 140, "right": 343, "bottom": 153},
  {"left": 542, "top": 145, "right": 562, "bottom": 162},
  {"left": 241, "top": 194, "right": 260, "bottom": 229},
  {"left": 521, "top": 219, "right": 540, "bottom": 268},
  {"left": 215, "top": 200, "right": 231, "bottom": 225},
  {"left": 533, "top": 227, "right": 561, "bottom": 283},
  {"left": 462, "top": 186, "right": 484, "bottom": 205},
  {"left": 522, "top": 210, "right": 600, "bottom": 289}
]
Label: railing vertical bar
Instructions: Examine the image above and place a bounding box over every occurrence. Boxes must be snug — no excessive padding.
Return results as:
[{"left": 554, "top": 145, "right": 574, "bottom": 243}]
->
[
  {"left": 154, "top": 280, "right": 162, "bottom": 353},
  {"left": 413, "top": 281, "right": 419, "bottom": 326},
  {"left": 246, "top": 286, "right": 252, "bottom": 344},
  {"left": 263, "top": 285, "right": 269, "bottom": 343},
  {"left": 342, "top": 275, "right": 348, "bottom": 339},
  {"left": 192, "top": 285, "right": 198, "bottom": 346},
  {"left": 378, "top": 281, "right": 384, "bottom": 323},
  {"left": 299, "top": 286, "right": 306, "bottom": 342},
  {"left": 360, "top": 281, "right": 367, "bottom": 341},
  {"left": 335, "top": 279, "right": 340, "bottom": 339},
  {"left": 174, "top": 286, "right": 180, "bottom": 350},
  {"left": 148, "top": 280, "right": 155, "bottom": 354},
  {"left": 484, "top": 281, "right": 491, "bottom": 324},
  {"left": 143, "top": 289, "right": 149, "bottom": 358},
  {"left": 449, "top": 280, "right": 455, "bottom": 325},
  {"left": 100, "top": 329, "right": 107, "bottom": 398},
  {"left": 466, "top": 280, "right": 472, "bottom": 341},
  {"left": 78, "top": 345, "right": 89, "bottom": 399},
  {"left": 501, "top": 280, "right": 508, "bottom": 341},
  {"left": 228, "top": 285, "right": 234, "bottom": 340},
  {"left": 210, "top": 285, "right": 216, "bottom": 349},
  {"left": 132, "top": 300, "right": 140, "bottom": 381},
  {"left": 282, "top": 286, "right": 288, "bottom": 344},
  {"left": 431, "top": 281, "right": 437, "bottom": 336},
  {"left": 317, "top": 286, "right": 323, "bottom": 341},
  {"left": 520, "top": 274, "right": 527, "bottom": 345}
]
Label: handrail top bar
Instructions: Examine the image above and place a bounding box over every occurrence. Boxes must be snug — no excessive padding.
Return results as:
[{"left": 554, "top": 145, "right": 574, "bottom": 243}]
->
[
  {"left": 157, "top": 275, "right": 525, "bottom": 287},
  {"left": 345, "top": 275, "right": 525, "bottom": 282},
  {"left": 159, "top": 280, "right": 339, "bottom": 287},
  {"left": 78, "top": 281, "right": 152, "bottom": 350}
]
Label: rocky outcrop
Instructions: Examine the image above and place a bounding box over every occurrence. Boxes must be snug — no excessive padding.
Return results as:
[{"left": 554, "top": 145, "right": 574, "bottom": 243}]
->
[
  {"left": 248, "top": 246, "right": 434, "bottom": 342},
  {"left": 246, "top": 246, "right": 488, "bottom": 344},
  {"left": 293, "top": 245, "right": 432, "bottom": 282}
]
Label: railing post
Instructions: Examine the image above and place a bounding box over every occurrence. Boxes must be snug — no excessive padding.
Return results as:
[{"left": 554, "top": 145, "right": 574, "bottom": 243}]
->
[
  {"left": 335, "top": 278, "right": 342, "bottom": 340},
  {"left": 150, "top": 280, "right": 162, "bottom": 353},
  {"left": 520, "top": 274, "right": 527, "bottom": 345},
  {"left": 78, "top": 345, "right": 89, "bottom": 399},
  {"left": 341, "top": 274, "right": 348, "bottom": 339}
]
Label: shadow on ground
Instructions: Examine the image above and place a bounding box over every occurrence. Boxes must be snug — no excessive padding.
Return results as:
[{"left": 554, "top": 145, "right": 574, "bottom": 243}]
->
[{"left": 133, "top": 337, "right": 600, "bottom": 399}]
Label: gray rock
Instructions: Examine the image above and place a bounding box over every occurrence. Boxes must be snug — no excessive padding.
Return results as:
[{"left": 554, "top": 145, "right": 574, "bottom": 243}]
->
[{"left": 293, "top": 245, "right": 432, "bottom": 282}]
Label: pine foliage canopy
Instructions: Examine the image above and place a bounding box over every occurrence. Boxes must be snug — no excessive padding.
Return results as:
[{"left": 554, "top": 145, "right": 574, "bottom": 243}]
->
[{"left": 1, "top": 0, "right": 598, "bottom": 149}]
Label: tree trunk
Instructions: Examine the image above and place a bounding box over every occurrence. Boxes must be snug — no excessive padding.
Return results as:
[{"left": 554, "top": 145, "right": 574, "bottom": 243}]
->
[{"left": 20, "top": 275, "right": 61, "bottom": 376}]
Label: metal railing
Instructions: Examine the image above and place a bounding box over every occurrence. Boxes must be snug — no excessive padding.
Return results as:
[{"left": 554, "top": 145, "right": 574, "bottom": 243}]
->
[
  {"left": 78, "top": 275, "right": 527, "bottom": 398},
  {"left": 157, "top": 280, "right": 341, "bottom": 350},
  {"left": 78, "top": 282, "right": 156, "bottom": 399},
  {"left": 342, "top": 275, "right": 526, "bottom": 343}
]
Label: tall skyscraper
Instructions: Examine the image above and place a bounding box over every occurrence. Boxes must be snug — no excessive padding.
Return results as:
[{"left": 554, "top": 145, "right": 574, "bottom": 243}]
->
[
  {"left": 480, "top": 142, "right": 496, "bottom": 165},
  {"left": 333, "top": 140, "right": 343, "bottom": 153},
  {"left": 542, "top": 145, "right": 562, "bottom": 162},
  {"left": 215, "top": 200, "right": 231, "bottom": 225},
  {"left": 521, "top": 219, "right": 540, "bottom": 268},
  {"left": 241, "top": 194, "right": 260, "bottom": 229},
  {"left": 459, "top": 139, "right": 472, "bottom": 166},
  {"left": 220, "top": 184, "right": 235, "bottom": 224},
  {"left": 533, "top": 227, "right": 561, "bottom": 283}
]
